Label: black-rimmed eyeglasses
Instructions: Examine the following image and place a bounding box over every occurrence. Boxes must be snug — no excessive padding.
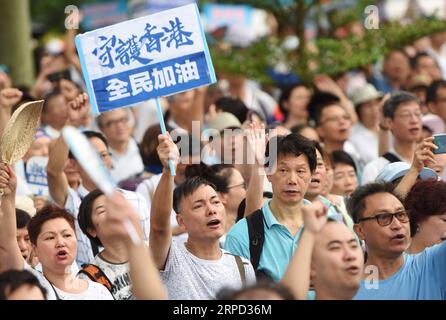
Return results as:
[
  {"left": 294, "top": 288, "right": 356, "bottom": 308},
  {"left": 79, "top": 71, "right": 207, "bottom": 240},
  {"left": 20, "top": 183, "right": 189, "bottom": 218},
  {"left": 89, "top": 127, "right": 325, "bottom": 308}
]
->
[{"left": 357, "top": 210, "right": 409, "bottom": 227}]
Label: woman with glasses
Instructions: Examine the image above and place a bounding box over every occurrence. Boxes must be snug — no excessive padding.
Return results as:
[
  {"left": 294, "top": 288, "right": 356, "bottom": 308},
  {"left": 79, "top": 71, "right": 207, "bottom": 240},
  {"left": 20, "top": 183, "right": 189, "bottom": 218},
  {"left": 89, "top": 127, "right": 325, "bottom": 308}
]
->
[{"left": 405, "top": 180, "right": 446, "bottom": 254}]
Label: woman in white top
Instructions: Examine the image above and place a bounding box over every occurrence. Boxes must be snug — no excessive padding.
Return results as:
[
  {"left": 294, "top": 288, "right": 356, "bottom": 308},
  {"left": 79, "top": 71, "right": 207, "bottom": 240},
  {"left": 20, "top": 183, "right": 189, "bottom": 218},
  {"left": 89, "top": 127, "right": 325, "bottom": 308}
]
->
[{"left": 0, "top": 163, "right": 113, "bottom": 300}]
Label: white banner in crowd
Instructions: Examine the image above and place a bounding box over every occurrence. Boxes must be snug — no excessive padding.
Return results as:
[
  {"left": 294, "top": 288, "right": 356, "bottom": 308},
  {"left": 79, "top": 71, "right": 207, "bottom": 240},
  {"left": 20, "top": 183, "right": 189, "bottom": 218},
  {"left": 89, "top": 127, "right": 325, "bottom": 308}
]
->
[
  {"left": 25, "top": 156, "right": 49, "bottom": 197},
  {"left": 75, "top": 3, "right": 216, "bottom": 115}
]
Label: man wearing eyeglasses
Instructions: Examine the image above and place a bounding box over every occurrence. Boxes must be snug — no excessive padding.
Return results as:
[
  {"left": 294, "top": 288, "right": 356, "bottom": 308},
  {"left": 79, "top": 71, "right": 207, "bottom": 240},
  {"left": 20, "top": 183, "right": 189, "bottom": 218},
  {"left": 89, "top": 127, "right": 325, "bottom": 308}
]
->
[
  {"left": 362, "top": 91, "right": 423, "bottom": 184},
  {"left": 96, "top": 108, "right": 144, "bottom": 183},
  {"left": 348, "top": 182, "right": 446, "bottom": 299},
  {"left": 311, "top": 93, "right": 362, "bottom": 165}
]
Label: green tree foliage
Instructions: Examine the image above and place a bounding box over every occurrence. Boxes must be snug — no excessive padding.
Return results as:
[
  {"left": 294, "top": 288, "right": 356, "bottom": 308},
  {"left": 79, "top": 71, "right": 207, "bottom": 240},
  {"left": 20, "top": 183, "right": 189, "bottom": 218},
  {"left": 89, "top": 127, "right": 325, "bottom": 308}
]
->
[
  {"left": 210, "top": 0, "right": 446, "bottom": 83},
  {"left": 31, "top": 0, "right": 94, "bottom": 35}
]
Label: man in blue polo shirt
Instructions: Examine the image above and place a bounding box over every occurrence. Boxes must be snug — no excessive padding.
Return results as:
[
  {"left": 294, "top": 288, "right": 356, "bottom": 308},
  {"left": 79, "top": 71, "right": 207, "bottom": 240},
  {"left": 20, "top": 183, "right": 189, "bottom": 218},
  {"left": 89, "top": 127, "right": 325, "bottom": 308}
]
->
[
  {"left": 225, "top": 133, "right": 330, "bottom": 281},
  {"left": 349, "top": 182, "right": 446, "bottom": 299}
]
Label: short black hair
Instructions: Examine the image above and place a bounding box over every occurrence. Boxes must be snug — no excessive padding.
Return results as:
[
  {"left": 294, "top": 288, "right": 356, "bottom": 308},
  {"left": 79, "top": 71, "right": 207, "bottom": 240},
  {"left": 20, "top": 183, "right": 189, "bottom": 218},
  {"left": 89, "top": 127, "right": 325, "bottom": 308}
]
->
[
  {"left": 330, "top": 150, "right": 357, "bottom": 173},
  {"left": 16, "top": 209, "right": 31, "bottom": 229},
  {"left": 383, "top": 91, "right": 419, "bottom": 118},
  {"left": 265, "top": 133, "right": 317, "bottom": 173},
  {"left": 68, "top": 130, "right": 109, "bottom": 159},
  {"left": 28, "top": 205, "right": 76, "bottom": 246},
  {"left": 215, "top": 97, "right": 249, "bottom": 124},
  {"left": 347, "top": 182, "right": 403, "bottom": 223},
  {"left": 410, "top": 52, "right": 436, "bottom": 69},
  {"left": 307, "top": 91, "right": 341, "bottom": 126},
  {"left": 0, "top": 270, "right": 47, "bottom": 300},
  {"left": 78, "top": 189, "right": 104, "bottom": 247},
  {"left": 426, "top": 79, "right": 446, "bottom": 104},
  {"left": 290, "top": 123, "right": 314, "bottom": 135},
  {"left": 185, "top": 163, "right": 234, "bottom": 194},
  {"left": 173, "top": 176, "right": 216, "bottom": 214}
]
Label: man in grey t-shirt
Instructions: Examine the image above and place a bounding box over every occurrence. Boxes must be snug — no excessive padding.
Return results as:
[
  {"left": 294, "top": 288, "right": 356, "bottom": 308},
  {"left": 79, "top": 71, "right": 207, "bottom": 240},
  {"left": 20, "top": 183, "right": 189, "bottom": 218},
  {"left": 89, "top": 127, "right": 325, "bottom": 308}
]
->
[{"left": 151, "top": 134, "right": 255, "bottom": 300}]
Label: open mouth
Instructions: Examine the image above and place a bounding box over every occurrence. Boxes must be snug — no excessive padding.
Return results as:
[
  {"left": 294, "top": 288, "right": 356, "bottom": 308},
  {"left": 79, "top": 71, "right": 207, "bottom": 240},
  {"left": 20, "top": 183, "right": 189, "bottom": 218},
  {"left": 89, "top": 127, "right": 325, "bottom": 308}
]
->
[
  {"left": 391, "top": 234, "right": 406, "bottom": 241},
  {"left": 310, "top": 178, "right": 320, "bottom": 187},
  {"left": 409, "top": 128, "right": 420, "bottom": 134},
  {"left": 346, "top": 266, "right": 360, "bottom": 275},
  {"left": 339, "top": 128, "right": 349, "bottom": 135},
  {"left": 56, "top": 249, "right": 68, "bottom": 259},
  {"left": 207, "top": 219, "right": 221, "bottom": 228}
]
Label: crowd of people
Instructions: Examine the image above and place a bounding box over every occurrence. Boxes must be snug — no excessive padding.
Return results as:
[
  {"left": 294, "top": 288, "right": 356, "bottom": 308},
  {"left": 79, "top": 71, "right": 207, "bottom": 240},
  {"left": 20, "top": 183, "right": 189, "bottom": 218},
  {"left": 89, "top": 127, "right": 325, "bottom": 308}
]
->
[{"left": 1, "top": 11, "right": 446, "bottom": 300}]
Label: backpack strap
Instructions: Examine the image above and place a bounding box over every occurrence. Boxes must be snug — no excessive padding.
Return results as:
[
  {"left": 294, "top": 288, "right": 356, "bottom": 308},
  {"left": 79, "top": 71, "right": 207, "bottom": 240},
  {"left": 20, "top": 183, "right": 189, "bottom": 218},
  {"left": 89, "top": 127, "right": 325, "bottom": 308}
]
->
[
  {"left": 382, "top": 152, "right": 401, "bottom": 163},
  {"left": 78, "top": 264, "right": 114, "bottom": 293},
  {"left": 234, "top": 255, "right": 246, "bottom": 287},
  {"left": 246, "top": 209, "right": 265, "bottom": 271}
]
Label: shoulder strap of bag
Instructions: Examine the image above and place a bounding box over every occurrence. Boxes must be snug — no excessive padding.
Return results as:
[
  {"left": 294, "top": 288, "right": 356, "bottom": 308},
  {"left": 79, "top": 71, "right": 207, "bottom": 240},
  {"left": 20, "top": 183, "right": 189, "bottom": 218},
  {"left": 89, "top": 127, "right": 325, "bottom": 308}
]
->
[
  {"left": 234, "top": 255, "right": 246, "bottom": 287},
  {"left": 382, "top": 152, "right": 401, "bottom": 163},
  {"left": 246, "top": 209, "right": 265, "bottom": 270},
  {"left": 78, "top": 264, "right": 114, "bottom": 293}
]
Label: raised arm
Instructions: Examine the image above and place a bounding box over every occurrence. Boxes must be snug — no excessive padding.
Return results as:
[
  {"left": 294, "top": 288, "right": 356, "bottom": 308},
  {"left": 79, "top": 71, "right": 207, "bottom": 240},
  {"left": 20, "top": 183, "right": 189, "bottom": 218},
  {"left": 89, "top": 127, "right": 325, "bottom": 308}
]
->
[
  {"left": 0, "top": 164, "right": 24, "bottom": 272},
  {"left": 149, "top": 133, "right": 179, "bottom": 270},
  {"left": 378, "top": 94, "right": 391, "bottom": 156},
  {"left": 190, "top": 86, "right": 207, "bottom": 125},
  {"left": 47, "top": 93, "right": 88, "bottom": 206},
  {"left": 105, "top": 191, "right": 167, "bottom": 300},
  {"left": 65, "top": 28, "right": 82, "bottom": 74},
  {"left": 244, "top": 123, "right": 266, "bottom": 216},
  {"left": 395, "top": 137, "right": 437, "bottom": 198},
  {"left": 281, "top": 202, "right": 327, "bottom": 300},
  {"left": 314, "top": 74, "right": 358, "bottom": 124},
  {"left": 0, "top": 88, "right": 22, "bottom": 136}
]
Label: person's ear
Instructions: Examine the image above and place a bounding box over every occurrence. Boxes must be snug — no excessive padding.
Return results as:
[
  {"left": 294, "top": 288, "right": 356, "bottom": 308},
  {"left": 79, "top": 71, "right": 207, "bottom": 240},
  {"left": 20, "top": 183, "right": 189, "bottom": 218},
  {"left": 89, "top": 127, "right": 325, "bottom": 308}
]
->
[
  {"left": 353, "top": 223, "right": 365, "bottom": 241},
  {"left": 87, "top": 228, "right": 97, "bottom": 239},
  {"left": 176, "top": 214, "right": 185, "bottom": 229},
  {"left": 384, "top": 117, "right": 393, "bottom": 131}
]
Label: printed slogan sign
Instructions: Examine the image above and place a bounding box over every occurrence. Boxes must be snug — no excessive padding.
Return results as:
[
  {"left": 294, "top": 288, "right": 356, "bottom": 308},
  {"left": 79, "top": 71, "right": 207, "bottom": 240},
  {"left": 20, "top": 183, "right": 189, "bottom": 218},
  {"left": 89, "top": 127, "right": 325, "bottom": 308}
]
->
[
  {"left": 75, "top": 3, "right": 216, "bottom": 114},
  {"left": 25, "top": 156, "right": 49, "bottom": 197}
]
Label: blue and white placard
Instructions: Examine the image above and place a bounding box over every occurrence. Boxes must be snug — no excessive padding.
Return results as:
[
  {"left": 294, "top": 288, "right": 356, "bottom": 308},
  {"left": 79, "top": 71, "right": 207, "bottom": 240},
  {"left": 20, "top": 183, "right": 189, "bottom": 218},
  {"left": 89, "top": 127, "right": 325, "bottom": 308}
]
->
[{"left": 75, "top": 3, "right": 216, "bottom": 114}]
